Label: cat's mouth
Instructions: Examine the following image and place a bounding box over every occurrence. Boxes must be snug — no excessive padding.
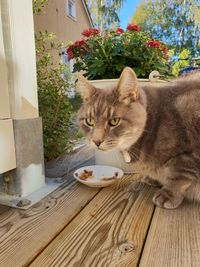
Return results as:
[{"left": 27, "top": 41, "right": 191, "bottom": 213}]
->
[
  {"left": 96, "top": 145, "right": 116, "bottom": 151},
  {"left": 91, "top": 140, "right": 119, "bottom": 151}
]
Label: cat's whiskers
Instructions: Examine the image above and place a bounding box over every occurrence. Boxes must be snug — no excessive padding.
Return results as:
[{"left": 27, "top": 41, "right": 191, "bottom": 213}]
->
[
  {"left": 63, "top": 144, "right": 94, "bottom": 176},
  {"left": 100, "top": 139, "right": 118, "bottom": 150}
]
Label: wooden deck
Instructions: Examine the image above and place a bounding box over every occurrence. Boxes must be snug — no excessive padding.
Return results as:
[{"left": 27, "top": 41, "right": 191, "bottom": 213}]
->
[{"left": 1, "top": 157, "right": 200, "bottom": 267}]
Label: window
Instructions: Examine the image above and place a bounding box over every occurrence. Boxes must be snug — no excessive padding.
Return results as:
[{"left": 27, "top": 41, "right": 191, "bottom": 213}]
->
[{"left": 67, "top": 0, "right": 76, "bottom": 19}]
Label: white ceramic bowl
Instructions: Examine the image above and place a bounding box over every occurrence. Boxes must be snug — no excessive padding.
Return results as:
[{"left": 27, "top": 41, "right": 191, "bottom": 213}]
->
[{"left": 73, "top": 165, "right": 124, "bottom": 187}]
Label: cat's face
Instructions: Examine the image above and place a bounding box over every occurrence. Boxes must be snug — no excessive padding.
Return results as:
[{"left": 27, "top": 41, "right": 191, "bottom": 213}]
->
[{"left": 76, "top": 67, "right": 147, "bottom": 151}]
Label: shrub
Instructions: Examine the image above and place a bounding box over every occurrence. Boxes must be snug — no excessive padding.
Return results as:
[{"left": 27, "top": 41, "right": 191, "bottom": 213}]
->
[{"left": 35, "top": 31, "right": 78, "bottom": 161}]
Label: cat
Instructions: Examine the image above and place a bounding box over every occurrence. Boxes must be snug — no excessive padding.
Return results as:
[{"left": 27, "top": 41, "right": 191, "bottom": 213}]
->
[{"left": 76, "top": 67, "right": 200, "bottom": 209}]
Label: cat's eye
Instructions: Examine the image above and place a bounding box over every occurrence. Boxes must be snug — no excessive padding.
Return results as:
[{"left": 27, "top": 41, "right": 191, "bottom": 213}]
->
[
  {"left": 84, "top": 118, "right": 95, "bottom": 127},
  {"left": 109, "top": 118, "right": 120, "bottom": 127}
]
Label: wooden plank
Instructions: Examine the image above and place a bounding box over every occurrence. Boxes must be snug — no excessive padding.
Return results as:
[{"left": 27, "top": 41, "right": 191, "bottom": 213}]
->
[
  {"left": 30, "top": 185, "right": 155, "bottom": 267},
  {"left": 0, "top": 204, "right": 10, "bottom": 215},
  {"left": 139, "top": 201, "right": 200, "bottom": 267},
  {"left": 0, "top": 176, "right": 100, "bottom": 267}
]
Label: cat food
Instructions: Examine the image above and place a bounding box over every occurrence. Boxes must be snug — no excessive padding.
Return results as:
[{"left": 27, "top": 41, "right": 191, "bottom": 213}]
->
[
  {"left": 79, "top": 169, "right": 93, "bottom": 180},
  {"left": 101, "top": 172, "right": 119, "bottom": 181}
]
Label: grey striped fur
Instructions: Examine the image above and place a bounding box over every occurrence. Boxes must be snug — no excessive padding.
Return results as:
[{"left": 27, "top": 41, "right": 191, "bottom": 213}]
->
[{"left": 77, "top": 67, "right": 200, "bottom": 209}]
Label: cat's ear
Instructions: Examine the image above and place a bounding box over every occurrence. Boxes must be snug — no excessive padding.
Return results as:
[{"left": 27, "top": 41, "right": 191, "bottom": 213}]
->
[
  {"left": 75, "top": 73, "right": 96, "bottom": 102},
  {"left": 117, "top": 67, "right": 138, "bottom": 104}
]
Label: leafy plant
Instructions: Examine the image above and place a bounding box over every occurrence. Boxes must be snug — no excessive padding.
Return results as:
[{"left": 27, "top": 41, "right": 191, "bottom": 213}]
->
[
  {"left": 67, "top": 25, "right": 169, "bottom": 79},
  {"left": 33, "top": 0, "right": 49, "bottom": 14},
  {"left": 170, "top": 49, "right": 190, "bottom": 77},
  {"left": 35, "top": 31, "right": 79, "bottom": 161}
]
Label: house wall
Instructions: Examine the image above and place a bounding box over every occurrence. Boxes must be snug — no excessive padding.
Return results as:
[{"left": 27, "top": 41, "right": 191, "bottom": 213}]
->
[{"left": 34, "top": 0, "right": 92, "bottom": 42}]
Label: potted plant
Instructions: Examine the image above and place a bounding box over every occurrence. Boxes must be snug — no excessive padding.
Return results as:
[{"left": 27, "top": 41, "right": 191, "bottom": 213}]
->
[
  {"left": 66, "top": 24, "right": 169, "bottom": 171},
  {"left": 66, "top": 23, "right": 168, "bottom": 80}
]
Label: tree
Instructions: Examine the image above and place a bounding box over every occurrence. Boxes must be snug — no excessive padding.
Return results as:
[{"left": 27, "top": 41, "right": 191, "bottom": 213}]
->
[
  {"left": 86, "top": 0, "right": 125, "bottom": 30},
  {"left": 131, "top": 0, "right": 200, "bottom": 57}
]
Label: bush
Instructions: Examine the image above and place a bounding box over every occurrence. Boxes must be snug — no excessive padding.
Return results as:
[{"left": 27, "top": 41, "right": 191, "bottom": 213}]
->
[{"left": 35, "top": 31, "right": 79, "bottom": 161}]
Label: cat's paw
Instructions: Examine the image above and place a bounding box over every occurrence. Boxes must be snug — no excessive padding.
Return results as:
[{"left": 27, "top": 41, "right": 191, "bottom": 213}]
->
[{"left": 153, "top": 189, "right": 184, "bottom": 209}]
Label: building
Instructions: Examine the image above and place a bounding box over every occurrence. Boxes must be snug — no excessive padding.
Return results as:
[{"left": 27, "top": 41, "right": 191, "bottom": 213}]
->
[{"left": 34, "top": 0, "right": 93, "bottom": 64}]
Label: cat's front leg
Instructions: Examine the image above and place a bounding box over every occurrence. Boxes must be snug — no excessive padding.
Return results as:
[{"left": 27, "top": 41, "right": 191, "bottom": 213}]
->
[
  {"left": 153, "top": 176, "right": 193, "bottom": 209},
  {"left": 152, "top": 153, "right": 199, "bottom": 209}
]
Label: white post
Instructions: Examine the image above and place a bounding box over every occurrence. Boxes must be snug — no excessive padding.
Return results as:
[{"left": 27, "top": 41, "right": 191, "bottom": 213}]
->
[
  {"left": 0, "top": 0, "right": 45, "bottom": 197},
  {"left": 0, "top": 1, "right": 16, "bottom": 174},
  {"left": 1, "top": 0, "right": 39, "bottom": 120}
]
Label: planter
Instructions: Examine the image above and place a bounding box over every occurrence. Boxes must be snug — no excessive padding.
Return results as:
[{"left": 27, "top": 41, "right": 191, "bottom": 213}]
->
[{"left": 90, "top": 74, "right": 168, "bottom": 173}]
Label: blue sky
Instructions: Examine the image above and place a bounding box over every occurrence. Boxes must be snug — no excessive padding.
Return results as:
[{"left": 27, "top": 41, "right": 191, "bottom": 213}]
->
[{"left": 119, "top": 0, "right": 141, "bottom": 29}]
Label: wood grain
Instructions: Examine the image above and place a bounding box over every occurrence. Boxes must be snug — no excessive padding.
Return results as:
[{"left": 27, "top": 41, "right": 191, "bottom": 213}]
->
[
  {"left": 30, "top": 185, "right": 155, "bottom": 267},
  {"left": 0, "top": 204, "right": 10, "bottom": 215},
  {"left": 0, "top": 176, "right": 100, "bottom": 267},
  {"left": 139, "top": 201, "right": 200, "bottom": 267}
]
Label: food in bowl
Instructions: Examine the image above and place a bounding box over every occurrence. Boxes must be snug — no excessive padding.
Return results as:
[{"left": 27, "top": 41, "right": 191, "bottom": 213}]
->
[
  {"left": 73, "top": 165, "right": 124, "bottom": 188},
  {"left": 78, "top": 169, "right": 93, "bottom": 180},
  {"left": 101, "top": 172, "right": 119, "bottom": 181}
]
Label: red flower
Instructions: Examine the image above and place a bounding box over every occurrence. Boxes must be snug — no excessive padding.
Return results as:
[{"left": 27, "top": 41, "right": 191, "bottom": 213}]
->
[
  {"left": 74, "top": 39, "right": 86, "bottom": 48},
  {"left": 126, "top": 24, "right": 139, "bottom": 32},
  {"left": 146, "top": 40, "right": 161, "bottom": 48},
  {"left": 147, "top": 41, "right": 169, "bottom": 60},
  {"left": 67, "top": 50, "right": 73, "bottom": 60},
  {"left": 82, "top": 28, "right": 100, "bottom": 37},
  {"left": 66, "top": 44, "right": 74, "bottom": 60},
  {"left": 67, "top": 44, "right": 74, "bottom": 52},
  {"left": 115, "top": 27, "right": 124, "bottom": 34},
  {"left": 66, "top": 39, "right": 88, "bottom": 60},
  {"left": 161, "top": 46, "right": 169, "bottom": 60}
]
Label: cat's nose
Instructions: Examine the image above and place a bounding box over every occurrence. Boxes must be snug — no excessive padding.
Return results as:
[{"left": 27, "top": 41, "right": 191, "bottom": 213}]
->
[{"left": 93, "top": 140, "right": 102, "bottom": 147}]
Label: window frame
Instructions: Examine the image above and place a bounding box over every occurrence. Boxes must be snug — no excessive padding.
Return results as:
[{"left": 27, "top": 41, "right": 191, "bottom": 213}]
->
[{"left": 66, "top": 0, "right": 76, "bottom": 20}]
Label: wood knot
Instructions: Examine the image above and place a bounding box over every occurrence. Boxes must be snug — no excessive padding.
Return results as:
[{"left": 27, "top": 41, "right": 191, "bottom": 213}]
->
[{"left": 118, "top": 241, "right": 135, "bottom": 253}]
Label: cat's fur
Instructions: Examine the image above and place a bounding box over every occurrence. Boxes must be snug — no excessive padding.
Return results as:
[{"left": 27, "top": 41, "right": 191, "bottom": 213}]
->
[{"left": 76, "top": 67, "right": 200, "bottom": 209}]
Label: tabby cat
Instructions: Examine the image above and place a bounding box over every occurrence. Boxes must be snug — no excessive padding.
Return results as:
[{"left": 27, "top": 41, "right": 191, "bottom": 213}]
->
[{"left": 76, "top": 67, "right": 200, "bottom": 209}]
